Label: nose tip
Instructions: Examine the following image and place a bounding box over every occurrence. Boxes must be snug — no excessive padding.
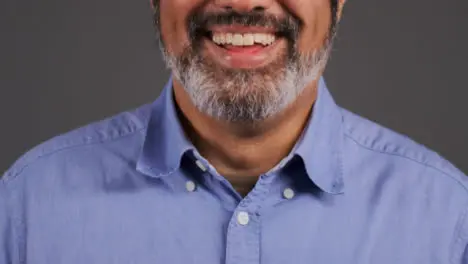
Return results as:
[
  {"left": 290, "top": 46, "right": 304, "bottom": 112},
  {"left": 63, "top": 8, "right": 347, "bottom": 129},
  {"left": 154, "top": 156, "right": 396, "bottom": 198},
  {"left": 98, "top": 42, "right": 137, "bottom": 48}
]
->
[{"left": 214, "top": 0, "right": 272, "bottom": 12}]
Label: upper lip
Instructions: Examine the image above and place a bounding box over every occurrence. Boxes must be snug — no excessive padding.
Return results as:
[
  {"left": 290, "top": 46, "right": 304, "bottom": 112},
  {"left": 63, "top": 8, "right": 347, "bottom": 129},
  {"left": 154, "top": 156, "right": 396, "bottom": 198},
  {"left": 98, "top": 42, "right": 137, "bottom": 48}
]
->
[{"left": 208, "top": 25, "right": 277, "bottom": 34}]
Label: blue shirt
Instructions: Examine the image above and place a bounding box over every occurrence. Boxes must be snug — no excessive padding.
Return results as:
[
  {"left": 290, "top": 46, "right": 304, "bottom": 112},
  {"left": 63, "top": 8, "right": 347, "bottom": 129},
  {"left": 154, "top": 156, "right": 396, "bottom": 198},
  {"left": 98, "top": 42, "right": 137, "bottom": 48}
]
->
[{"left": 2, "top": 77, "right": 468, "bottom": 264}]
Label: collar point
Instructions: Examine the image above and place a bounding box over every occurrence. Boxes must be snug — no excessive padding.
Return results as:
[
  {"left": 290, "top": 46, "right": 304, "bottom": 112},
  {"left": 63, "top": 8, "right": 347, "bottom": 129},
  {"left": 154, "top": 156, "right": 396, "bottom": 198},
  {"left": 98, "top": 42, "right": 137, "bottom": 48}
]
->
[
  {"left": 136, "top": 159, "right": 178, "bottom": 179},
  {"left": 327, "top": 183, "right": 345, "bottom": 195}
]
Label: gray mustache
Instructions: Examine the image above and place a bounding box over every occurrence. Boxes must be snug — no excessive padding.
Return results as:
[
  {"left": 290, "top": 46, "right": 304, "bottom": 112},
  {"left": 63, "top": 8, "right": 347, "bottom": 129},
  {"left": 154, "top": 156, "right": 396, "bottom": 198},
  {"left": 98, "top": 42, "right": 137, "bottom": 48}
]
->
[{"left": 187, "top": 11, "right": 300, "bottom": 42}]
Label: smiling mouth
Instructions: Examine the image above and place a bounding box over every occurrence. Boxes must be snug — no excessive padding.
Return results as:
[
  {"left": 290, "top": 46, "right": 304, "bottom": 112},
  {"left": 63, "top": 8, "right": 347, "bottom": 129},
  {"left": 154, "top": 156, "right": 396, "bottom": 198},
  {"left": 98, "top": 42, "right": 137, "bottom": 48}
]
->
[
  {"left": 210, "top": 31, "right": 277, "bottom": 47},
  {"left": 199, "top": 26, "right": 286, "bottom": 52},
  {"left": 196, "top": 25, "right": 288, "bottom": 68}
]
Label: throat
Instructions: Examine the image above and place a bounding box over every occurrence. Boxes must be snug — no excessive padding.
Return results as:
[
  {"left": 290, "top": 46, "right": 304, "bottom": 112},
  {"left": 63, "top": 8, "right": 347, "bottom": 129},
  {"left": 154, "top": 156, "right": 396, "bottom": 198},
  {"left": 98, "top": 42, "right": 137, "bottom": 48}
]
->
[{"left": 224, "top": 174, "right": 259, "bottom": 197}]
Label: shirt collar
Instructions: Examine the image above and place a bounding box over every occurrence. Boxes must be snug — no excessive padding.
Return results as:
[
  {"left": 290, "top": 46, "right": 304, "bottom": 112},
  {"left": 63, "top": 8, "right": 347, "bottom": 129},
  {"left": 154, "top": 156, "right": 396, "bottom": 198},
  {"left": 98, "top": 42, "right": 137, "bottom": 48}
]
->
[
  {"left": 137, "top": 76, "right": 194, "bottom": 178},
  {"left": 137, "top": 76, "right": 345, "bottom": 194},
  {"left": 293, "top": 77, "right": 345, "bottom": 194}
]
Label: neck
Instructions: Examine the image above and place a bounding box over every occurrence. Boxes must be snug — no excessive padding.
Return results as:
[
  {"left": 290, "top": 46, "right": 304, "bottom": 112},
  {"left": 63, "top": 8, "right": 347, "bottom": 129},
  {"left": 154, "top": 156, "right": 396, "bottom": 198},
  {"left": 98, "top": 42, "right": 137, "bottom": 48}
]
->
[{"left": 173, "top": 80, "right": 319, "bottom": 196}]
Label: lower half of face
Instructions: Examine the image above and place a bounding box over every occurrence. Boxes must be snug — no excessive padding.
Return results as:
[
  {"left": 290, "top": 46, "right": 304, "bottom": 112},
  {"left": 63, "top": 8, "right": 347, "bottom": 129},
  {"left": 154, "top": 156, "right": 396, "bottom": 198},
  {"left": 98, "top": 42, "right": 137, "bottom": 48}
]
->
[{"left": 156, "top": 1, "right": 336, "bottom": 122}]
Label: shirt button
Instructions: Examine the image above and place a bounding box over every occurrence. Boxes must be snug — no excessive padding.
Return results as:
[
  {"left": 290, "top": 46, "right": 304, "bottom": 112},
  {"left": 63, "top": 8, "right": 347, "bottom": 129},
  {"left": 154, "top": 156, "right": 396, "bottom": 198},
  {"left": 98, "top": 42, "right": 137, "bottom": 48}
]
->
[
  {"left": 195, "top": 160, "right": 207, "bottom": 172},
  {"left": 283, "top": 188, "right": 295, "bottom": 199},
  {"left": 185, "top": 181, "right": 196, "bottom": 192},
  {"left": 237, "top": 211, "right": 250, "bottom": 226}
]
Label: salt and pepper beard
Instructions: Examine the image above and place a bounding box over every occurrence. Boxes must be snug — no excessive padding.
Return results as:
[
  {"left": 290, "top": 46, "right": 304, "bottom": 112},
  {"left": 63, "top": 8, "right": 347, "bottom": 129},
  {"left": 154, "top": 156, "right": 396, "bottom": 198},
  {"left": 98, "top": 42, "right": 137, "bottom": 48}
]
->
[{"left": 153, "top": 4, "right": 338, "bottom": 123}]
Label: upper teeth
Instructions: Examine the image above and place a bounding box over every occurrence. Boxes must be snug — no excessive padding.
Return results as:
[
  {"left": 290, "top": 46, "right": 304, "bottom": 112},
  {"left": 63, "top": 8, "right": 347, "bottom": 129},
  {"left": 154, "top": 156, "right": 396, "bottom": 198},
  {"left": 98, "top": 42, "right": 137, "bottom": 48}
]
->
[{"left": 212, "top": 33, "right": 276, "bottom": 46}]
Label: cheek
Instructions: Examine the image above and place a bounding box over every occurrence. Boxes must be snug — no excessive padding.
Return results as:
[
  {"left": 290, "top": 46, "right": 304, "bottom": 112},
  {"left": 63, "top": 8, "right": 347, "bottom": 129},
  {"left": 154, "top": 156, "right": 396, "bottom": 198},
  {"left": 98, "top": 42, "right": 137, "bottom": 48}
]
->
[
  {"left": 283, "top": 0, "right": 332, "bottom": 52},
  {"left": 159, "top": 0, "right": 201, "bottom": 54}
]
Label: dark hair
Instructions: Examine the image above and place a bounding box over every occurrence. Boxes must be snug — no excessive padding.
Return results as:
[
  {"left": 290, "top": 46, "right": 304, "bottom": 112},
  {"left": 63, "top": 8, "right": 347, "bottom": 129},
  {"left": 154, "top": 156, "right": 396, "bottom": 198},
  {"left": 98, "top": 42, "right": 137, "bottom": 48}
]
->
[
  {"left": 331, "top": 0, "right": 339, "bottom": 12},
  {"left": 330, "top": 0, "right": 339, "bottom": 31}
]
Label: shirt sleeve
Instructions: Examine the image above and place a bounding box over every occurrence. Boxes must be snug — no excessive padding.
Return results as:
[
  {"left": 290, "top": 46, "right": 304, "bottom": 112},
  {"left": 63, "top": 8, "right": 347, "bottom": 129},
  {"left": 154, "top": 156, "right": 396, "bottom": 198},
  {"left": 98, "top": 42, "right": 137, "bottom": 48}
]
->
[{"left": 0, "top": 180, "right": 12, "bottom": 264}]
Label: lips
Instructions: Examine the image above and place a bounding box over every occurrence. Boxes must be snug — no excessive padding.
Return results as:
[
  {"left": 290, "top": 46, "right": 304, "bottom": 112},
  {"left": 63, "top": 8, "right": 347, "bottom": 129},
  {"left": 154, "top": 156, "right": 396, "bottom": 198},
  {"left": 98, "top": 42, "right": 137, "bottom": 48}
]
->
[
  {"left": 201, "top": 30, "right": 285, "bottom": 69},
  {"left": 195, "top": 24, "right": 284, "bottom": 68}
]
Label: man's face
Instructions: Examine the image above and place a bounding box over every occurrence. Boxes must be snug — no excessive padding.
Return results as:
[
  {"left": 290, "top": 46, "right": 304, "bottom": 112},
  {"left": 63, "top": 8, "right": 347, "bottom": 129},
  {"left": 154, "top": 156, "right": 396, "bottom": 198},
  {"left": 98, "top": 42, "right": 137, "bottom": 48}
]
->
[{"left": 153, "top": 0, "right": 341, "bottom": 122}]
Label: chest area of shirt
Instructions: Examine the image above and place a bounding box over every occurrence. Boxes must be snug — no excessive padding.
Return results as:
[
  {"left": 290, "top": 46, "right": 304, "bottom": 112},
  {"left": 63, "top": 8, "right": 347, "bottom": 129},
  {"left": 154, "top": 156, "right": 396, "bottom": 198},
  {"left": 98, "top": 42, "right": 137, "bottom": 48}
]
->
[{"left": 23, "top": 189, "right": 453, "bottom": 264}]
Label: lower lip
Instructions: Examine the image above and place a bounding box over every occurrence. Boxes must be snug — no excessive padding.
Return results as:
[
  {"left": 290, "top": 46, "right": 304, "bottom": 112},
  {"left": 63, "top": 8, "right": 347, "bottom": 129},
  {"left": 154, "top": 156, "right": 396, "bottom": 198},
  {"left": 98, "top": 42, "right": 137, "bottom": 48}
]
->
[
  {"left": 203, "top": 37, "right": 285, "bottom": 69},
  {"left": 223, "top": 44, "right": 268, "bottom": 54}
]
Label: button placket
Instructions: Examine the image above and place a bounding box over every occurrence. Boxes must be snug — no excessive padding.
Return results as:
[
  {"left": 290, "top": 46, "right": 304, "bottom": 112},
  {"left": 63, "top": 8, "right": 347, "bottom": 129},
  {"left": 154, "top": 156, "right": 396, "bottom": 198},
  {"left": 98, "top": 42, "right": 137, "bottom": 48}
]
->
[
  {"left": 225, "top": 173, "right": 275, "bottom": 264},
  {"left": 225, "top": 209, "right": 260, "bottom": 264},
  {"left": 236, "top": 211, "right": 250, "bottom": 226}
]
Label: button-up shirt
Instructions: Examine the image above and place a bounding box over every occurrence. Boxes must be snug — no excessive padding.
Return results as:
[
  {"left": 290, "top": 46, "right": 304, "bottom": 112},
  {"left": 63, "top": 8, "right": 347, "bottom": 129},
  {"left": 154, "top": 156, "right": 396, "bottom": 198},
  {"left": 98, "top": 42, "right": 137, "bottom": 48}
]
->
[{"left": 1, "top": 77, "right": 468, "bottom": 264}]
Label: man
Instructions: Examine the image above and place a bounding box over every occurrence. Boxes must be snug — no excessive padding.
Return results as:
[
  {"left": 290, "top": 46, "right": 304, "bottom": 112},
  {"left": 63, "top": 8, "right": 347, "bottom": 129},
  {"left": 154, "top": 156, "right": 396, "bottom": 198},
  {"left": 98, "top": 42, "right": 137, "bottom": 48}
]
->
[{"left": 1, "top": 0, "right": 467, "bottom": 263}]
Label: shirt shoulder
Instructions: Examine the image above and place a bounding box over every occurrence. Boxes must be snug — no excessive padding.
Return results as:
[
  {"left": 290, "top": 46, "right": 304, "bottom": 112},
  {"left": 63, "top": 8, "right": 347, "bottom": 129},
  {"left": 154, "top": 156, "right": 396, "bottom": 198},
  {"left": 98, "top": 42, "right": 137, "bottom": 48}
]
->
[
  {"left": 1, "top": 103, "right": 153, "bottom": 183},
  {"left": 341, "top": 108, "right": 468, "bottom": 192},
  {"left": 341, "top": 108, "right": 468, "bottom": 262}
]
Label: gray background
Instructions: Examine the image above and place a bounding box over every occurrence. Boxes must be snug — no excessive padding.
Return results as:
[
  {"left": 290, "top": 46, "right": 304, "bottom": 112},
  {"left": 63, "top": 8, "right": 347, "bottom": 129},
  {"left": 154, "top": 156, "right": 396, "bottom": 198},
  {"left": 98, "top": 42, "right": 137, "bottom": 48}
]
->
[{"left": 1, "top": 0, "right": 467, "bottom": 174}]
